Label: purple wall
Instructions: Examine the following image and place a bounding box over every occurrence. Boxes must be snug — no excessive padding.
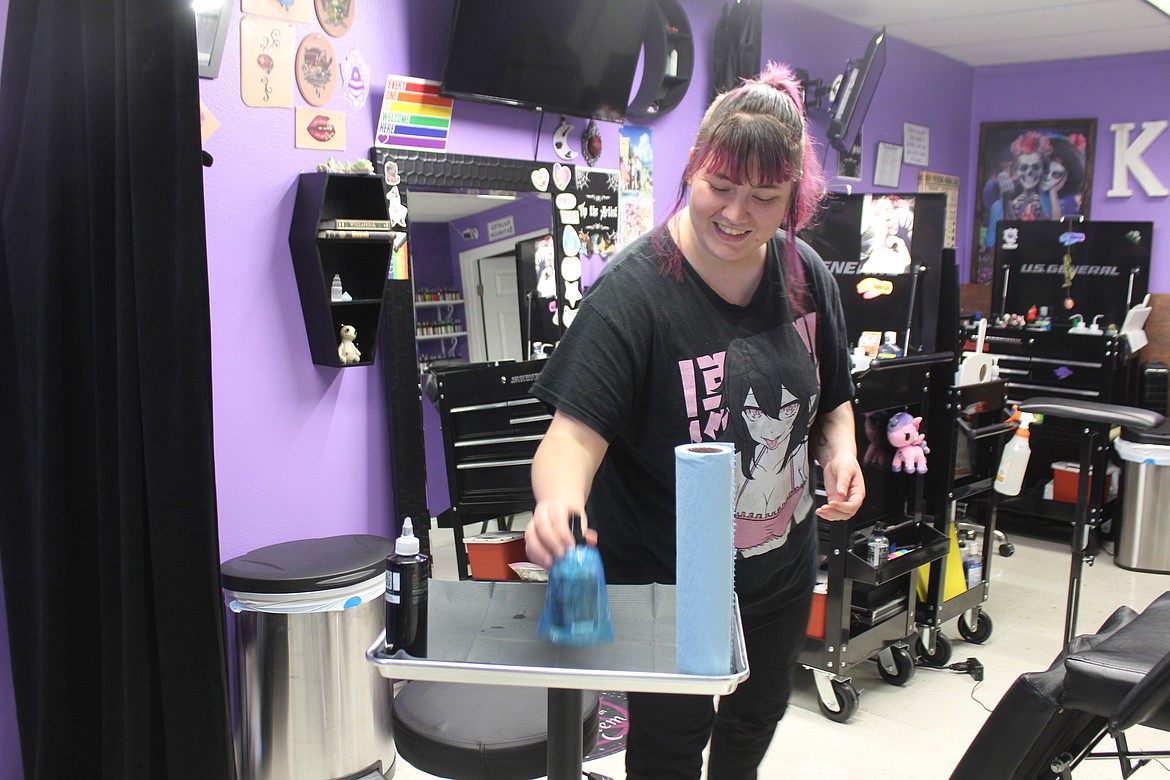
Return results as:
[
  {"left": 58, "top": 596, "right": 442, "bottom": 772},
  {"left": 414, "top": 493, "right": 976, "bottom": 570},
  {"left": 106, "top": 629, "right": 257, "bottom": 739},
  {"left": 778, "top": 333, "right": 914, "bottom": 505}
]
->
[
  {"left": 410, "top": 222, "right": 455, "bottom": 292},
  {"left": 971, "top": 52, "right": 1170, "bottom": 289},
  {"left": 764, "top": 5, "right": 976, "bottom": 216}
]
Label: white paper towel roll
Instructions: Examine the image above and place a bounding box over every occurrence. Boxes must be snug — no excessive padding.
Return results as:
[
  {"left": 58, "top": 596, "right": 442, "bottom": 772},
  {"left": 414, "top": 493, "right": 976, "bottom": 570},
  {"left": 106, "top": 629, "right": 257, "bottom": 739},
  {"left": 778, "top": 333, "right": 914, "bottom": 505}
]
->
[
  {"left": 956, "top": 352, "right": 997, "bottom": 386},
  {"left": 675, "top": 442, "right": 736, "bottom": 676}
]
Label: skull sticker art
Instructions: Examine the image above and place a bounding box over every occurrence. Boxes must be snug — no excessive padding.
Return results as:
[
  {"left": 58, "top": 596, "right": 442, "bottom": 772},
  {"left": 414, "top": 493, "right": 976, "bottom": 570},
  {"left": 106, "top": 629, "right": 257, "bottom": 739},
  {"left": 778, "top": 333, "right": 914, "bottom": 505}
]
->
[{"left": 295, "top": 34, "right": 337, "bottom": 106}]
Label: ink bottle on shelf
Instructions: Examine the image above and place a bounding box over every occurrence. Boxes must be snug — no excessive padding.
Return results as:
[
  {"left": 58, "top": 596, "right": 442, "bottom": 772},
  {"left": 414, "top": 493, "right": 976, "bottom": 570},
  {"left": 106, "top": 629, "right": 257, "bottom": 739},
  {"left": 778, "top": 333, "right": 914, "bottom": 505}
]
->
[
  {"left": 385, "top": 517, "right": 428, "bottom": 656},
  {"left": 876, "top": 331, "right": 903, "bottom": 360},
  {"left": 866, "top": 522, "right": 890, "bottom": 568}
]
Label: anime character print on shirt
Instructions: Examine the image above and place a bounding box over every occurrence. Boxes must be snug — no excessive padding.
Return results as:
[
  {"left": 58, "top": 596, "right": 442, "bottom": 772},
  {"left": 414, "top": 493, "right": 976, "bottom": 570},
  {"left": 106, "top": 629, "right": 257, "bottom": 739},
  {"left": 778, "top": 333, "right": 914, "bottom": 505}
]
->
[{"left": 679, "top": 312, "right": 821, "bottom": 558}]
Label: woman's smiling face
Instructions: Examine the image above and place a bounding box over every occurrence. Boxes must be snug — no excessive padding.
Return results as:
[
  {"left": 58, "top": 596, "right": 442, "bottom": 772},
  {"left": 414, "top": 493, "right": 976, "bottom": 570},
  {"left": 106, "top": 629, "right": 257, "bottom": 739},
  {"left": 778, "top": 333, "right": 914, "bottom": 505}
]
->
[{"left": 686, "top": 163, "right": 793, "bottom": 268}]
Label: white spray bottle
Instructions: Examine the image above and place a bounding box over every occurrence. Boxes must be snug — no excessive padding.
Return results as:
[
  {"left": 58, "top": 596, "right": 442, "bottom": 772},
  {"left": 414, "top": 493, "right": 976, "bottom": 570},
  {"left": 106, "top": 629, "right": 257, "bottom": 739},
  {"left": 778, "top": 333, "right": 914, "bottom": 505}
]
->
[{"left": 994, "top": 409, "right": 1037, "bottom": 496}]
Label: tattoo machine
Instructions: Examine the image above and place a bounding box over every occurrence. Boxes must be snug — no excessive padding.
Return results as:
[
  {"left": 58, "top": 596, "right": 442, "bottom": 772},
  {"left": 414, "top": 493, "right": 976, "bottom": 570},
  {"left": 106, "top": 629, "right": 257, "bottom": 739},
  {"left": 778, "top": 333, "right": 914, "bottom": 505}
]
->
[{"left": 537, "top": 514, "right": 615, "bottom": 646}]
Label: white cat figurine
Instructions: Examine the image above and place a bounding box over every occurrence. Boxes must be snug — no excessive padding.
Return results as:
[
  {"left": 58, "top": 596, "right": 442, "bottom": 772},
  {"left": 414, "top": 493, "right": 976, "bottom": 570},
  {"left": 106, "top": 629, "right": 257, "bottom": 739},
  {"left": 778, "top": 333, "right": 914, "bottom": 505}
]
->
[{"left": 338, "top": 324, "right": 362, "bottom": 364}]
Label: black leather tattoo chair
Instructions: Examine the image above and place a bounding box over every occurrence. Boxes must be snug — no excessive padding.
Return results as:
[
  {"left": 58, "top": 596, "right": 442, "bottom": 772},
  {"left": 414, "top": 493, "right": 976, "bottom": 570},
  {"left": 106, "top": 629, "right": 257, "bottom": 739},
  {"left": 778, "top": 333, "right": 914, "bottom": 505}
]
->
[{"left": 951, "top": 590, "right": 1170, "bottom": 779}]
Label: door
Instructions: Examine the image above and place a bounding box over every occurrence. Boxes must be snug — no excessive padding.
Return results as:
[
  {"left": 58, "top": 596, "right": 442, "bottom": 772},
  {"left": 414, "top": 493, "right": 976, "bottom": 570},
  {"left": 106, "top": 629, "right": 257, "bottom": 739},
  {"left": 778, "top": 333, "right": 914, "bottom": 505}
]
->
[{"left": 479, "top": 253, "right": 524, "bottom": 362}]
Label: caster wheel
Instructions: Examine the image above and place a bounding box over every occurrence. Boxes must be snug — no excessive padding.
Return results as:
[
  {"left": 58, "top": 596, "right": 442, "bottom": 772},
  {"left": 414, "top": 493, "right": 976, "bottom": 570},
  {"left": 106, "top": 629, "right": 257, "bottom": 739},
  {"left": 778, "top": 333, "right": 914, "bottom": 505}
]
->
[
  {"left": 959, "top": 611, "right": 994, "bottom": 644},
  {"left": 816, "top": 679, "right": 860, "bottom": 723},
  {"left": 999, "top": 542, "right": 1015, "bottom": 557},
  {"left": 916, "top": 633, "right": 953, "bottom": 667},
  {"left": 877, "top": 645, "right": 917, "bottom": 686}
]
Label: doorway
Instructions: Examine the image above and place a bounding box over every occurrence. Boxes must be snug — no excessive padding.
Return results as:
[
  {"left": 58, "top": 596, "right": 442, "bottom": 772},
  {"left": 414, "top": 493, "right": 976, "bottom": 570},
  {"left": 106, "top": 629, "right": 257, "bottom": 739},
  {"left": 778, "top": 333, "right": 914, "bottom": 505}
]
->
[
  {"left": 459, "top": 228, "right": 548, "bottom": 363},
  {"left": 478, "top": 253, "right": 522, "bottom": 362}
]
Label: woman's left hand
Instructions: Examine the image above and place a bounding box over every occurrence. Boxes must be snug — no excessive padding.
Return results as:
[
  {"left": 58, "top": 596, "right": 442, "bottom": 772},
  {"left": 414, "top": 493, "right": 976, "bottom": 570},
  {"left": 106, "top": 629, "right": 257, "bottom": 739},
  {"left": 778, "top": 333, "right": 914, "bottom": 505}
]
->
[
  {"left": 815, "top": 455, "right": 865, "bottom": 522},
  {"left": 812, "top": 401, "right": 865, "bottom": 521}
]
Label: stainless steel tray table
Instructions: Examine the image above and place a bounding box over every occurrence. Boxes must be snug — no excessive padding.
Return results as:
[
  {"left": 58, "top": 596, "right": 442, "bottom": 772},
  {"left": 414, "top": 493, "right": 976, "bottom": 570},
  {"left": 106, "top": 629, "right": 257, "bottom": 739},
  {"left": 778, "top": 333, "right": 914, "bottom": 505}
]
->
[{"left": 367, "top": 580, "right": 748, "bottom": 779}]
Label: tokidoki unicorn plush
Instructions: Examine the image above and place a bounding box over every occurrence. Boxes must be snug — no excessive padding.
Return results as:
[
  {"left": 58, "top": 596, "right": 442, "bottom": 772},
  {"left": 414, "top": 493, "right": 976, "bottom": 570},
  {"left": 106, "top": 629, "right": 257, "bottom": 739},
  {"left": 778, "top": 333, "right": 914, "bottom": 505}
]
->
[{"left": 887, "top": 412, "right": 929, "bottom": 474}]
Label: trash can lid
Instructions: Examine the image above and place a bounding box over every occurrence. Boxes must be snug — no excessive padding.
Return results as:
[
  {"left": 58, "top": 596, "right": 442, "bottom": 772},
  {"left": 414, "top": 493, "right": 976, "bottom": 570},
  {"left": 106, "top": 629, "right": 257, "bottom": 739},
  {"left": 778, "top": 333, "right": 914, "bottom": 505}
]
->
[
  {"left": 1121, "top": 416, "right": 1170, "bottom": 446},
  {"left": 221, "top": 534, "right": 394, "bottom": 593}
]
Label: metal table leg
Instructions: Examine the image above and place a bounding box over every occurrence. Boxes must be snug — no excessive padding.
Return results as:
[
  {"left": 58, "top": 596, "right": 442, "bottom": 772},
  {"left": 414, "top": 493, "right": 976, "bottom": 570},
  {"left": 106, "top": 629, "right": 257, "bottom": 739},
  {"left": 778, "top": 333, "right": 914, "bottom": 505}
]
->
[{"left": 547, "top": 688, "right": 584, "bottom": 780}]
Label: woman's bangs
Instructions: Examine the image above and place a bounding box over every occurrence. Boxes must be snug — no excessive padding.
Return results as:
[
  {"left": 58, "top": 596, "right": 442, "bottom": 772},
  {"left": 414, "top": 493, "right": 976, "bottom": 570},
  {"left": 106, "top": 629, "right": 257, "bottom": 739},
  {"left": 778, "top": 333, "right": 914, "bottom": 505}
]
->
[{"left": 697, "top": 119, "right": 800, "bottom": 186}]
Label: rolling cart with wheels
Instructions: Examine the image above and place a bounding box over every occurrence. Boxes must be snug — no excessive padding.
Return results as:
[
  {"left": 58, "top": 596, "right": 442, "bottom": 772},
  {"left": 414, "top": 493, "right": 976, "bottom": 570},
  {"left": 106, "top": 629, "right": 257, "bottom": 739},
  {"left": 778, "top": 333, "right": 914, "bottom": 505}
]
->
[
  {"left": 917, "top": 377, "right": 1013, "bottom": 667},
  {"left": 802, "top": 353, "right": 952, "bottom": 722}
]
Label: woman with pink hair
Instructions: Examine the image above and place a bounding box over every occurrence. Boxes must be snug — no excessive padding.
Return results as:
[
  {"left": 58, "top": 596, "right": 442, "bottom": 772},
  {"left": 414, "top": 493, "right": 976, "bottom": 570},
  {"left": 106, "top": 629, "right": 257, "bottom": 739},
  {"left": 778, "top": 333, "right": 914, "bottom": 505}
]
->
[{"left": 525, "top": 62, "right": 864, "bottom": 779}]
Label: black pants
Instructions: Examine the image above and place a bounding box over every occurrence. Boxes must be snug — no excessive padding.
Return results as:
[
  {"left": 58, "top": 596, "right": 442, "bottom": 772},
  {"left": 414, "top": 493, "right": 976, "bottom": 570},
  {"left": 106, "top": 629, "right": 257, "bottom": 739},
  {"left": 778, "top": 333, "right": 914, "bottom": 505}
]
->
[{"left": 623, "top": 573, "right": 814, "bottom": 780}]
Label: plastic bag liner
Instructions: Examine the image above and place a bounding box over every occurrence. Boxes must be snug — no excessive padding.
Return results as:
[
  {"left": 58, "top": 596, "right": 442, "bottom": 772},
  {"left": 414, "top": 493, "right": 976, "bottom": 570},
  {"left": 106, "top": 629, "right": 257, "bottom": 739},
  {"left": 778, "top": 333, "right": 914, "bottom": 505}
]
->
[
  {"left": 538, "top": 516, "right": 615, "bottom": 646},
  {"left": 1115, "top": 437, "right": 1170, "bottom": 466},
  {"left": 227, "top": 573, "right": 383, "bottom": 614}
]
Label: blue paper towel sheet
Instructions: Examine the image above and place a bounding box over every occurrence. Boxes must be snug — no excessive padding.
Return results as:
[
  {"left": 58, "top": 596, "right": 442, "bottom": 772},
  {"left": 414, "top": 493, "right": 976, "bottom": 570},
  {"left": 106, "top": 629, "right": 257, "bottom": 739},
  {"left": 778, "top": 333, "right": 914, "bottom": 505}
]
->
[{"left": 675, "top": 442, "right": 736, "bottom": 676}]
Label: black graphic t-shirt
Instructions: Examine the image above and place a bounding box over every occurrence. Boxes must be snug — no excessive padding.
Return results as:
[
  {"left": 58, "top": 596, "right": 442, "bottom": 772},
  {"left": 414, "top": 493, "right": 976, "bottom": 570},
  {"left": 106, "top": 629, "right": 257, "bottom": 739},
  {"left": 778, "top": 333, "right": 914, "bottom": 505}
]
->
[{"left": 532, "top": 228, "right": 853, "bottom": 609}]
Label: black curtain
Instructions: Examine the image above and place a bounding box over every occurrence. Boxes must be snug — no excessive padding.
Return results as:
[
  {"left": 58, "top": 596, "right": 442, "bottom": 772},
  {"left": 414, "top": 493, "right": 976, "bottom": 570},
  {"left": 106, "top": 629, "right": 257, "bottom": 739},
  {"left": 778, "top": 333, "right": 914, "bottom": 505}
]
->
[
  {"left": 711, "top": 0, "right": 762, "bottom": 100},
  {"left": 0, "top": 1, "right": 237, "bottom": 778}
]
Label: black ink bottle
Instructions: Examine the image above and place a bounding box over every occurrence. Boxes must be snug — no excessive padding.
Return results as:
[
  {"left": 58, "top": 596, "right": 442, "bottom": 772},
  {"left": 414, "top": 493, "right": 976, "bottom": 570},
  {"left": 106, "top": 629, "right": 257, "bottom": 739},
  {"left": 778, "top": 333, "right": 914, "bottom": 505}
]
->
[{"left": 385, "top": 517, "right": 428, "bottom": 656}]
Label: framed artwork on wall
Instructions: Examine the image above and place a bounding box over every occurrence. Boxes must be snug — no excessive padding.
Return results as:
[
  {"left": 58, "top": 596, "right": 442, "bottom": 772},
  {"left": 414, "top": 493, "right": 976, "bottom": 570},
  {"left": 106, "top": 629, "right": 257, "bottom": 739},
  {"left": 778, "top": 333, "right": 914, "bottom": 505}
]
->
[{"left": 971, "top": 118, "right": 1096, "bottom": 283}]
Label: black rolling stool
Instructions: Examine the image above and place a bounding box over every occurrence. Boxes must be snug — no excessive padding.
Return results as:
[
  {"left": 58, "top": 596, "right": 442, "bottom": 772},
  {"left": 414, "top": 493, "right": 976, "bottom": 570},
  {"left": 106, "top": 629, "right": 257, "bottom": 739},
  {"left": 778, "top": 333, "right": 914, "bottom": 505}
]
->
[
  {"left": 1016, "top": 397, "right": 1164, "bottom": 645},
  {"left": 391, "top": 681, "right": 602, "bottom": 780}
]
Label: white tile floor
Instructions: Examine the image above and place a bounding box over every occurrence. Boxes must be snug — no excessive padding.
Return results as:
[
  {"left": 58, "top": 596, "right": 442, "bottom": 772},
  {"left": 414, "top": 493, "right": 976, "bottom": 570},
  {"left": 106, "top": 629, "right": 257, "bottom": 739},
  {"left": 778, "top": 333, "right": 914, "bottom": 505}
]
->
[{"left": 392, "top": 523, "right": 1170, "bottom": 780}]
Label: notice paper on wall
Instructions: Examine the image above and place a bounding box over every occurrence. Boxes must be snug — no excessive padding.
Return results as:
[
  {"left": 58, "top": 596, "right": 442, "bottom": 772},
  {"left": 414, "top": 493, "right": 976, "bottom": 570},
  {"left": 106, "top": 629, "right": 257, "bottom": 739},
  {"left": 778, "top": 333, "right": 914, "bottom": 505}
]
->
[
  {"left": 918, "top": 171, "right": 960, "bottom": 249},
  {"left": 675, "top": 443, "right": 735, "bottom": 676},
  {"left": 874, "top": 142, "right": 903, "bottom": 188},
  {"left": 903, "top": 122, "right": 930, "bottom": 166}
]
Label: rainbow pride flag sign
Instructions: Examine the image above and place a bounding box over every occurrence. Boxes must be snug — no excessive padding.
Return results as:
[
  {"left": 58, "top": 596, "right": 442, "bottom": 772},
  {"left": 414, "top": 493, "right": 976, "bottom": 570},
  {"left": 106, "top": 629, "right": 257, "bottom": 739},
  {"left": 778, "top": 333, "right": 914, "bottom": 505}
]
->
[{"left": 375, "top": 75, "right": 453, "bottom": 151}]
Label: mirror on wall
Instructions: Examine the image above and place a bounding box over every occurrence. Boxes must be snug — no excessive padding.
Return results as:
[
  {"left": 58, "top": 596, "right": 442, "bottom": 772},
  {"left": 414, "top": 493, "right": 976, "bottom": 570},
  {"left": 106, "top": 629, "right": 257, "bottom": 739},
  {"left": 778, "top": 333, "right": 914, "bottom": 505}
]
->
[
  {"left": 406, "top": 188, "right": 553, "bottom": 521},
  {"left": 406, "top": 189, "right": 552, "bottom": 368},
  {"left": 374, "top": 149, "right": 559, "bottom": 368},
  {"left": 373, "top": 150, "right": 560, "bottom": 522}
]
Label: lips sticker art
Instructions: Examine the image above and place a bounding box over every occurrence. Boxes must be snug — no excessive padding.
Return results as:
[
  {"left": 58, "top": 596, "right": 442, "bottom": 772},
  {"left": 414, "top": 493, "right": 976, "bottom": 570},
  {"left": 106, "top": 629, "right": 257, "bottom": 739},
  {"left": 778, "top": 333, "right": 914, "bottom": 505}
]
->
[
  {"left": 307, "top": 115, "right": 334, "bottom": 142},
  {"left": 295, "top": 107, "right": 346, "bottom": 150}
]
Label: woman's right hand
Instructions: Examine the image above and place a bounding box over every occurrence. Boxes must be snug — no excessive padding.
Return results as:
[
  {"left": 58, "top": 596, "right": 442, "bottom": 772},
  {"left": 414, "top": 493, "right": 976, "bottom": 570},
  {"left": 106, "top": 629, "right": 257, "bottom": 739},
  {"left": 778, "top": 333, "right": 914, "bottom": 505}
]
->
[
  {"left": 525, "top": 501, "right": 597, "bottom": 571},
  {"left": 526, "top": 410, "right": 610, "bottom": 571}
]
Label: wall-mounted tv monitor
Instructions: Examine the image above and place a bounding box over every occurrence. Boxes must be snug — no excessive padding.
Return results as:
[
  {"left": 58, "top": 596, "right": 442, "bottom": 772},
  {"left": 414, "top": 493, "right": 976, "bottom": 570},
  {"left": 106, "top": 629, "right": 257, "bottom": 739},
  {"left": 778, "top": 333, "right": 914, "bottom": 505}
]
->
[
  {"left": 441, "top": 0, "right": 651, "bottom": 123},
  {"left": 827, "top": 28, "right": 886, "bottom": 153}
]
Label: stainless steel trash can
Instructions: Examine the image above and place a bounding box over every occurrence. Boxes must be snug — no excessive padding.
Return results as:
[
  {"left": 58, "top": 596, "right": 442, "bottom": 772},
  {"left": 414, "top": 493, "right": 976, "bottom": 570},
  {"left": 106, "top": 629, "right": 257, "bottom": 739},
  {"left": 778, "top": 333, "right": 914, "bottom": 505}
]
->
[
  {"left": 222, "top": 534, "right": 396, "bottom": 780},
  {"left": 1115, "top": 423, "right": 1170, "bottom": 574}
]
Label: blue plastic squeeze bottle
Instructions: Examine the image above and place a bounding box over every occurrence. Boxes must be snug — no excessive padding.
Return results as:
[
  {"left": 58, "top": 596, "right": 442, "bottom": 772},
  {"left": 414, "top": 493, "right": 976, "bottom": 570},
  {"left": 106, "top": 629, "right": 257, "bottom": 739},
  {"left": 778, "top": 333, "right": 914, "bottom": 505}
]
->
[{"left": 537, "top": 514, "right": 615, "bottom": 646}]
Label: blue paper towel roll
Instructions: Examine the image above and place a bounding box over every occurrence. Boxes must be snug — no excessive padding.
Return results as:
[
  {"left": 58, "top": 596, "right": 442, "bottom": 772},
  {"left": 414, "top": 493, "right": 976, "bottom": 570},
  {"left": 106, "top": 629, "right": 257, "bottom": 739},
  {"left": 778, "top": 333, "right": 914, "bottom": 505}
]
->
[{"left": 675, "top": 442, "right": 735, "bottom": 676}]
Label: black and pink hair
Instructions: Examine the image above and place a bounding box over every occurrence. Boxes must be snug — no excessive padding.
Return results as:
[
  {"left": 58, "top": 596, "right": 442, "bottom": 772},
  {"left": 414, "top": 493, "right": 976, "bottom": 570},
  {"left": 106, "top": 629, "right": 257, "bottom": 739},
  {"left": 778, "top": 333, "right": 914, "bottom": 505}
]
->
[{"left": 654, "top": 61, "right": 827, "bottom": 312}]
